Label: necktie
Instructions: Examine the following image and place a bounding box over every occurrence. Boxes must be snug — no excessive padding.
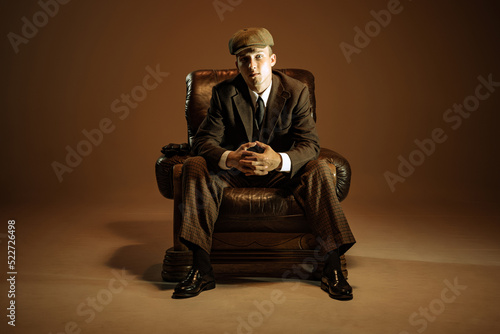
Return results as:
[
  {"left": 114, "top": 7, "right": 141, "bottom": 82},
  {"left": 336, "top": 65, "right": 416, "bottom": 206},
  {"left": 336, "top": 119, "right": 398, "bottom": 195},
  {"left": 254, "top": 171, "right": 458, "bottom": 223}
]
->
[{"left": 256, "top": 96, "right": 265, "bottom": 129}]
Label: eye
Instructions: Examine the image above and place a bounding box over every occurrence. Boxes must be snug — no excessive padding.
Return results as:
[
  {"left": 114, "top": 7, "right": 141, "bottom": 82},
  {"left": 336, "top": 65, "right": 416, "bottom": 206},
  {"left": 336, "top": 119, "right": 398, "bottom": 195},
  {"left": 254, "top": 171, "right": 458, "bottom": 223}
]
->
[{"left": 256, "top": 54, "right": 263, "bottom": 59}]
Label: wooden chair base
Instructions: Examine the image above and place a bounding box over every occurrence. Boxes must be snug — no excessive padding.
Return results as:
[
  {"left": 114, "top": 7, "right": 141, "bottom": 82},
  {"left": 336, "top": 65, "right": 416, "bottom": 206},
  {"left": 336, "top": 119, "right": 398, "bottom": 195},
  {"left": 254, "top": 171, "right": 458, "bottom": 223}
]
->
[{"left": 161, "top": 247, "right": 347, "bottom": 282}]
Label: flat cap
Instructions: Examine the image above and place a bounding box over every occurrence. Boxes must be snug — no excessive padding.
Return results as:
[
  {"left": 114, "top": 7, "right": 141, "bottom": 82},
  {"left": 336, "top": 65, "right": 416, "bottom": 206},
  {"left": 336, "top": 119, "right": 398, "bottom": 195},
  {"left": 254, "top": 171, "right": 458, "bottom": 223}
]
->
[{"left": 228, "top": 27, "right": 274, "bottom": 55}]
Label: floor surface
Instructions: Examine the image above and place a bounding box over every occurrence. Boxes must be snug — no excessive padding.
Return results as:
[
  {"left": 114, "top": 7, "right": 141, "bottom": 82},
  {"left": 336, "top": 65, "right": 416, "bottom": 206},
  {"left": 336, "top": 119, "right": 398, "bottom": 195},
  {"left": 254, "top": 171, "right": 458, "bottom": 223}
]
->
[{"left": 1, "top": 193, "right": 499, "bottom": 334}]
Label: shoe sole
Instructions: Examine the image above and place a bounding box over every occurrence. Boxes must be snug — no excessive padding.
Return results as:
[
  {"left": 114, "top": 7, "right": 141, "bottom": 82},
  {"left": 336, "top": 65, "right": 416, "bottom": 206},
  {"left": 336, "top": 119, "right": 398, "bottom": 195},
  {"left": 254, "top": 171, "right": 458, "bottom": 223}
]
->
[
  {"left": 172, "top": 281, "right": 216, "bottom": 299},
  {"left": 321, "top": 281, "right": 353, "bottom": 301}
]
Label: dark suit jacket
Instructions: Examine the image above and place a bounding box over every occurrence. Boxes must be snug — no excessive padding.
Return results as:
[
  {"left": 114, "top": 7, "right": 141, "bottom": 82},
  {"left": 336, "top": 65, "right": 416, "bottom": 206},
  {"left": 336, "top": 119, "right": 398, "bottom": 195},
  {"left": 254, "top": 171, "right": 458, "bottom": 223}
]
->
[{"left": 192, "top": 71, "right": 320, "bottom": 178}]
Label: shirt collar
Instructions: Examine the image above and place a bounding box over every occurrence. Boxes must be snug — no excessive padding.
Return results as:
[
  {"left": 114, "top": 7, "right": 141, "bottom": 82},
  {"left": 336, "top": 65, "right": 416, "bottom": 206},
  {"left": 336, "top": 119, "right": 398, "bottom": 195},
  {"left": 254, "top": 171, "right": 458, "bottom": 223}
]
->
[{"left": 248, "top": 81, "right": 272, "bottom": 107}]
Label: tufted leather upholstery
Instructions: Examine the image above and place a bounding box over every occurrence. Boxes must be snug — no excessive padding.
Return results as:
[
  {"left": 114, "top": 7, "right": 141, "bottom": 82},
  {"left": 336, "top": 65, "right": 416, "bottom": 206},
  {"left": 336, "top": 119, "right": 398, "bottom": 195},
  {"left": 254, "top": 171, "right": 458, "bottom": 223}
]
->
[
  {"left": 185, "top": 69, "right": 317, "bottom": 145},
  {"left": 156, "top": 69, "right": 351, "bottom": 280}
]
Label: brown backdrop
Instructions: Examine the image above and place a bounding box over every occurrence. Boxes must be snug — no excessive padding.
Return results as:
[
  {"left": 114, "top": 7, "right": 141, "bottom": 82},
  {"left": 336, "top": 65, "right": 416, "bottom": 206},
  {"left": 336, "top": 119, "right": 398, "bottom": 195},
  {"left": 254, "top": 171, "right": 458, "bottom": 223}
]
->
[{"left": 2, "top": 0, "right": 499, "bottom": 208}]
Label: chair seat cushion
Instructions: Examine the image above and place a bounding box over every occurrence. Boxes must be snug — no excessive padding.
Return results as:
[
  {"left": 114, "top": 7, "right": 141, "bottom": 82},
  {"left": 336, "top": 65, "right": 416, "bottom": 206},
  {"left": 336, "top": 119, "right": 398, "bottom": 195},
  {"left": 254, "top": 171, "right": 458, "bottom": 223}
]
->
[{"left": 215, "top": 188, "right": 310, "bottom": 233}]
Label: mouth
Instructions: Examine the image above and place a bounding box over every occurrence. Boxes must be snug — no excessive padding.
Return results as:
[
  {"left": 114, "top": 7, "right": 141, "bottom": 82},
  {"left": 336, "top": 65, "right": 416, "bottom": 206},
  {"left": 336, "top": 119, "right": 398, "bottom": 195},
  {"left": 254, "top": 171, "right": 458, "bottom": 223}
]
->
[{"left": 249, "top": 72, "right": 260, "bottom": 78}]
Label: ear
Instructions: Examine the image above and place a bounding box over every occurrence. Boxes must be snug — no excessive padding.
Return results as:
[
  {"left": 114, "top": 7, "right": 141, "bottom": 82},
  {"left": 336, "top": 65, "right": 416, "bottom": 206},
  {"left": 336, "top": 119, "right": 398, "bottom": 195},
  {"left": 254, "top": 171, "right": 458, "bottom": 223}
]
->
[{"left": 270, "top": 53, "right": 277, "bottom": 67}]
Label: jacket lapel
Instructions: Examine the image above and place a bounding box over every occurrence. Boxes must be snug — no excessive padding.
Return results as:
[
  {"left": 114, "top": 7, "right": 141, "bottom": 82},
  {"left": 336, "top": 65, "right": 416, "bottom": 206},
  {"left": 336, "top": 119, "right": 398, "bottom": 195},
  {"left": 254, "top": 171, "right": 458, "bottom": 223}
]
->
[
  {"left": 231, "top": 75, "right": 254, "bottom": 142},
  {"left": 261, "top": 73, "right": 290, "bottom": 141},
  {"left": 231, "top": 72, "right": 290, "bottom": 143}
]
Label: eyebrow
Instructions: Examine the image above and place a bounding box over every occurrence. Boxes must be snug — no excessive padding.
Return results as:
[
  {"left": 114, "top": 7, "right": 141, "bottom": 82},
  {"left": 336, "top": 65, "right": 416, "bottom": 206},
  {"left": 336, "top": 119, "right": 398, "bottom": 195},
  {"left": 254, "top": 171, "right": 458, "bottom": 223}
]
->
[{"left": 238, "top": 50, "right": 266, "bottom": 58}]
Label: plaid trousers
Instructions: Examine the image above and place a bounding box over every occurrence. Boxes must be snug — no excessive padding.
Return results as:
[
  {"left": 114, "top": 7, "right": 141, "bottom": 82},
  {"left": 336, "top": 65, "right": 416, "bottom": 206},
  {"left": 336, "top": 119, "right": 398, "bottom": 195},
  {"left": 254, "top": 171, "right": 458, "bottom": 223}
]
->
[{"left": 178, "top": 156, "right": 356, "bottom": 255}]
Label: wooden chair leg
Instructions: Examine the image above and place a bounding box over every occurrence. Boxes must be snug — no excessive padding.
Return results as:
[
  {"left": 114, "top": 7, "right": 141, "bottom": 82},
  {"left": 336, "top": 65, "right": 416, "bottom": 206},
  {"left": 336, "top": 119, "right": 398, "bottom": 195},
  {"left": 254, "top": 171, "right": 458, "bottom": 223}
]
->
[{"left": 161, "top": 247, "right": 192, "bottom": 282}]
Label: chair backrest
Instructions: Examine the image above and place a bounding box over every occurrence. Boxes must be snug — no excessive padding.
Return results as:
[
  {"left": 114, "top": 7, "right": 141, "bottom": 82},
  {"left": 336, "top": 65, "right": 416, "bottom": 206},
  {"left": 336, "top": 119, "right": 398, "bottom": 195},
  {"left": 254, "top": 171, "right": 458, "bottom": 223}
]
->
[{"left": 184, "top": 69, "right": 316, "bottom": 144}]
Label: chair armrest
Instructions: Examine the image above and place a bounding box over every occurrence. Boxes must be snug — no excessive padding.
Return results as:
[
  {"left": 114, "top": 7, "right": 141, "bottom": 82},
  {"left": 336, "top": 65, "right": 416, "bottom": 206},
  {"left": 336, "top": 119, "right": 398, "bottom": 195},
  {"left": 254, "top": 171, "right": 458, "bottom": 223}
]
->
[
  {"left": 156, "top": 145, "right": 351, "bottom": 202},
  {"left": 155, "top": 154, "right": 191, "bottom": 199},
  {"left": 318, "top": 147, "right": 351, "bottom": 202}
]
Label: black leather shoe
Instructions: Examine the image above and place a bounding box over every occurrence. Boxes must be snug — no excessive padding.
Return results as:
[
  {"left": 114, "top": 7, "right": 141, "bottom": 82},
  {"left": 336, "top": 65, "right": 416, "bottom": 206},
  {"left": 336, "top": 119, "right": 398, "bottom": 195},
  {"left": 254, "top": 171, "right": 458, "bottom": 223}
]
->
[
  {"left": 321, "top": 269, "right": 353, "bottom": 301},
  {"left": 172, "top": 268, "right": 216, "bottom": 299}
]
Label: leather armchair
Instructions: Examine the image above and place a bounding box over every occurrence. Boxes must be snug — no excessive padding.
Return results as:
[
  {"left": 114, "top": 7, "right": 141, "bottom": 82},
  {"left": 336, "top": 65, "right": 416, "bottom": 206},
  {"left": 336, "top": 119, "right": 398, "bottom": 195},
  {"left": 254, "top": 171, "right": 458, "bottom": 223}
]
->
[{"left": 156, "top": 69, "right": 351, "bottom": 281}]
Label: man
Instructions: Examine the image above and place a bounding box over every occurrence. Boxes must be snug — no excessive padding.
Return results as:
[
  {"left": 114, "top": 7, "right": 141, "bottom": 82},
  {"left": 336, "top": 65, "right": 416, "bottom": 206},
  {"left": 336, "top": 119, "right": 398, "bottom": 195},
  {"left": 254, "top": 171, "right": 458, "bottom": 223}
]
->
[{"left": 172, "top": 28, "right": 356, "bottom": 300}]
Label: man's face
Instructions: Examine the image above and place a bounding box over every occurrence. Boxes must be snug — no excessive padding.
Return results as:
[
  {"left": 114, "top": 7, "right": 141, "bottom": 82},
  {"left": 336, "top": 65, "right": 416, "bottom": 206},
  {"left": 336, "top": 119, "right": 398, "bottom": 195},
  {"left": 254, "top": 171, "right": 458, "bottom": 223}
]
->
[{"left": 235, "top": 47, "right": 276, "bottom": 94}]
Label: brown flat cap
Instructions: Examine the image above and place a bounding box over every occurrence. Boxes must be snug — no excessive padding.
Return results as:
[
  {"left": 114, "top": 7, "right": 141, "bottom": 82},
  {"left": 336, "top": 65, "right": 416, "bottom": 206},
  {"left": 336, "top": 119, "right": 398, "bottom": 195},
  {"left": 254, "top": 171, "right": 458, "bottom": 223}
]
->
[{"left": 228, "top": 27, "right": 274, "bottom": 55}]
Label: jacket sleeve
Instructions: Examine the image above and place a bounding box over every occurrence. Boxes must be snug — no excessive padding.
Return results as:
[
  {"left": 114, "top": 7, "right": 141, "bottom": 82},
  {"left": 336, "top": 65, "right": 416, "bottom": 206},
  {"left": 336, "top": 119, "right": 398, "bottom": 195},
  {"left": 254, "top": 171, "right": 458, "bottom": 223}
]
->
[
  {"left": 191, "top": 86, "right": 228, "bottom": 170},
  {"left": 286, "top": 86, "right": 320, "bottom": 177}
]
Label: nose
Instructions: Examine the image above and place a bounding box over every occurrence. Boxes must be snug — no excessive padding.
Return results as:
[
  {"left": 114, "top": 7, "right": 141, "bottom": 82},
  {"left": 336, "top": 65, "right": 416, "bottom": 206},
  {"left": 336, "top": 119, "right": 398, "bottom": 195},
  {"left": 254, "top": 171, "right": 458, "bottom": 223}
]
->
[{"left": 248, "top": 58, "right": 256, "bottom": 69}]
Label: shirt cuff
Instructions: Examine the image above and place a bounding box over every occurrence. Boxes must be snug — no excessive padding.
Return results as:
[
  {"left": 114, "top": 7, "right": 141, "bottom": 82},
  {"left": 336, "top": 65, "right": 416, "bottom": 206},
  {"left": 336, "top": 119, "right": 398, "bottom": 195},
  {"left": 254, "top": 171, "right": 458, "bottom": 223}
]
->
[
  {"left": 218, "top": 150, "right": 232, "bottom": 170},
  {"left": 278, "top": 153, "right": 291, "bottom": 173}
]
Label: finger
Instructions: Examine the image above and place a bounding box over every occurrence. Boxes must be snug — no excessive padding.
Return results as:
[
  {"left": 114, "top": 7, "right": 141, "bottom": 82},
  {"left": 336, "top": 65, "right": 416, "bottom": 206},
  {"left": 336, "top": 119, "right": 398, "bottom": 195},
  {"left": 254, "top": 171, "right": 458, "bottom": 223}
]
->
[
  {"left": 243, "top": 162, "right": 268, "bottom": 171},
  {"left": 240, "top": 143, "right": 252, "bottom": 150},
  {"left": 240, "top": 159, "right": 256, "bottom": 164},
  {"left": 243, "top": 151, "right": 262, "bottom": 158},
  {"left": 244, "top": 166, "right": 257, "bottom": 174},
  {"left": 239, "top": 165, "right": 254, "bottom": 173},
  {"left": 240, "top": 142, "right": 256, "bottom": 150},
  {"left": 245, "top": 169, "right": 267, "bottom": 176},
  {"left": 241, "top": 150, "right": 256, "bottom": 157},
  {"left": 240, "top": 156, "right": 255, "bottom": 162},
  {"left": 247, "top": 154, "right": 265, "bottom": 162},
  {"left": 239, "top": 161, "right": 260, "bottom": 171},
  {"left": 240, "top": 159, "right": 266, "bottom": 166}
]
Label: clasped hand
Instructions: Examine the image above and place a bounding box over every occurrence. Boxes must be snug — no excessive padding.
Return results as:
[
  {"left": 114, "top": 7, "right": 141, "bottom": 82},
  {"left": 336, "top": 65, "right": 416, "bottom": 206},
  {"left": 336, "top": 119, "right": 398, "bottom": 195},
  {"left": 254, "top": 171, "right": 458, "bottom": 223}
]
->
[{"left": 226, "top": 141, "right": 282, "bottom": 176}]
